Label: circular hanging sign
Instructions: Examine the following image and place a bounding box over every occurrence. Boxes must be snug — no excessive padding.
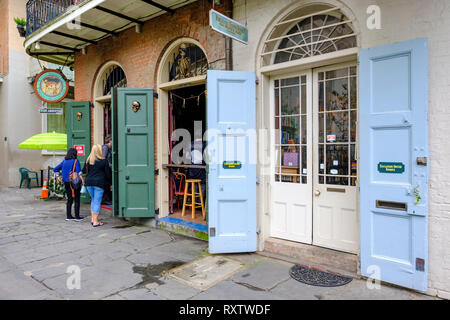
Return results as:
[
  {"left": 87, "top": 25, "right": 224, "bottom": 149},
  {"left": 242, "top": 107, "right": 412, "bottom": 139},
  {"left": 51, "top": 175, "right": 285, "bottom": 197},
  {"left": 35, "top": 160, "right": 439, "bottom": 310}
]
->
[{"left": 33, "top": 69, "right": 69, "bottom": 103}]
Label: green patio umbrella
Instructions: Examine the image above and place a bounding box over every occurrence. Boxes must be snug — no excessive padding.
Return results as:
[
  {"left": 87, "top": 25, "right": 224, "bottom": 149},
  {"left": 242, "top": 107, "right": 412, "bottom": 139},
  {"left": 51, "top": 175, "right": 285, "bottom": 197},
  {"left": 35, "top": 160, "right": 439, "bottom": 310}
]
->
[
  {"left": 19, "top": 132, "right": 67, "bottom": 199},
  {"left": 19, "top": 132, "right": 67, "bottom": 151}
]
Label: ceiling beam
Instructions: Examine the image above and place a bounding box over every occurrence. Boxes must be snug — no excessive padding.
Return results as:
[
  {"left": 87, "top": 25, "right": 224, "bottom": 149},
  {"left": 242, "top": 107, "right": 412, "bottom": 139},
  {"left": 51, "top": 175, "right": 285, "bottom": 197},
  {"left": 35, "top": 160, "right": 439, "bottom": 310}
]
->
[
  {"left": 39, "top": 41, "right": 80, "bottom": 52},
  {"left": 29, "top": 51, "right": 75, "bottom": 56},
  {"left": 51, "top": 31, "right": 98, "bottom": 45},
  {"left": 95, "top": 6, "right": 143, "bottom": 25},
  {"left": 140, "top": 0, "right": 175, "bottom": 14},
  {"left": 72, "top": 20, "right": 118, "bottom": 36}
]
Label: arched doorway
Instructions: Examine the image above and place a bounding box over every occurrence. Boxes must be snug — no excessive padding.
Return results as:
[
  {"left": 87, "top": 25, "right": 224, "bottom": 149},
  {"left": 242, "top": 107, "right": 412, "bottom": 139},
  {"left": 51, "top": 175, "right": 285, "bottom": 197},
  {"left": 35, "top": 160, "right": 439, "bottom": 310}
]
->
[
  {"left": 93, "top": 62, "right": 127, "bottom": 145},
  {"left": 156, "top": 38, "right": 209, "bottom": 226},
  {"left": 258, "top": 3, "right": 360, "bottom": 254}
]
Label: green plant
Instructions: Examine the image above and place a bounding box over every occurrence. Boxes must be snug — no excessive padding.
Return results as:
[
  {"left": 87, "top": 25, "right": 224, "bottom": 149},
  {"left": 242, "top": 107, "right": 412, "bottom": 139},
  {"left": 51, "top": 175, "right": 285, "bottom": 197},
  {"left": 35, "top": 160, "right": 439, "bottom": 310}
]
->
[
  {"left": 414, "top": 187, "right": 421, "bottom": 206},
  {"left": 14, "top": 17, "right": 26, "bottom": 26},
  {"left": 48, "top": 177, "right": 65, "bottom": 196}
]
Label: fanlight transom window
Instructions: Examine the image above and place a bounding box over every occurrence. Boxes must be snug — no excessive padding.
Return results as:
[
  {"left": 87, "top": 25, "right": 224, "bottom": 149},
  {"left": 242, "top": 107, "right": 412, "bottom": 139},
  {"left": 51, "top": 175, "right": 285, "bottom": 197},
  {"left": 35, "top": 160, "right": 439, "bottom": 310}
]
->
[{"left": 262, "top": 7, "right": 357, "bottom": 66}]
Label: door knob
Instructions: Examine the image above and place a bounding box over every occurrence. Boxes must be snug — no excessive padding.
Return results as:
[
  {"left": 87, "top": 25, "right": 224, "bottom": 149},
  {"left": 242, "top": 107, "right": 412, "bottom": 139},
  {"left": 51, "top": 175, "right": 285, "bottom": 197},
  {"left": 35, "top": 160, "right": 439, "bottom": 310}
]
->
[{"left": 314, "top": 190, "right": 321, "bottom": 197}]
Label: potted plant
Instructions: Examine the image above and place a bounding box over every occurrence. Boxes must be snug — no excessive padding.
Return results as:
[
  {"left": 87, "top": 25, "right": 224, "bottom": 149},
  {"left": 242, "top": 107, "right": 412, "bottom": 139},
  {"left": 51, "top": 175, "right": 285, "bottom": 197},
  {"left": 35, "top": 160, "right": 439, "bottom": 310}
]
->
[{"left": 14, "top": 17, "right": 26, "bottom": 37}]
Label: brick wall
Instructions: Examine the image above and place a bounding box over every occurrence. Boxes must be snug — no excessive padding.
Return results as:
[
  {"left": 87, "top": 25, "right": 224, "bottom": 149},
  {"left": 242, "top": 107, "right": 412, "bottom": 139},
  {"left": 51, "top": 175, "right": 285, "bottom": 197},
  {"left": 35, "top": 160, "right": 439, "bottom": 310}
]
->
[
  {"left": 74, "top": 1, "right": 227, "bottom": 168},
  {"left": 74, "top": 1, "right": 226, "bottom": 100}
]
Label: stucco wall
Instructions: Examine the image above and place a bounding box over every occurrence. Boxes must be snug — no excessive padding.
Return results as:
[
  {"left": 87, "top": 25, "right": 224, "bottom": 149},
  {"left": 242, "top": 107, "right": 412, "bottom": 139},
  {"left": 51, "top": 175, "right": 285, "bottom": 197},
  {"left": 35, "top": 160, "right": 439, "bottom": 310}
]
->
[
  {"left": 0, "top": 0, "right": 54, "bottom": 186},
  {"left": 232, "top": 0, "right": 450, "bottom": 299}
]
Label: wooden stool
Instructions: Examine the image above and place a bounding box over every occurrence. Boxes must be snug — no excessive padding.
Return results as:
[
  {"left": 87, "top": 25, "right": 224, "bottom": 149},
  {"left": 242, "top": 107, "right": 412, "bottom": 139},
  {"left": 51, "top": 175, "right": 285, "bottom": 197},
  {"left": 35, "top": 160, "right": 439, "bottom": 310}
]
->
[{"left": 182, "top": 179, "right": 205, "bottom": 220}]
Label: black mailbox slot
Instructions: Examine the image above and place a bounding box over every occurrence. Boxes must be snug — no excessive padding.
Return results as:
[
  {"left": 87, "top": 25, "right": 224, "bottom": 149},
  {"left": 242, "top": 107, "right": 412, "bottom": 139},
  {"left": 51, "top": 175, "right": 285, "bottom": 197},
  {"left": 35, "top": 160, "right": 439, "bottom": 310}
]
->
[{"left": 376, "top": 200, "right": 408, "bottom": 211}]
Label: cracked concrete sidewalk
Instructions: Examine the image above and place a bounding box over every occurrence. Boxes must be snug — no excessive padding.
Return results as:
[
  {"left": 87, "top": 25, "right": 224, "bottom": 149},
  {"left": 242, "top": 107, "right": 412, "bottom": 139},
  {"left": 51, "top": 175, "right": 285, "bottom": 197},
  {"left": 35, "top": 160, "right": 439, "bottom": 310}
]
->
[{"left": 0, "top": 187, "right": 438, "bottom": 300}]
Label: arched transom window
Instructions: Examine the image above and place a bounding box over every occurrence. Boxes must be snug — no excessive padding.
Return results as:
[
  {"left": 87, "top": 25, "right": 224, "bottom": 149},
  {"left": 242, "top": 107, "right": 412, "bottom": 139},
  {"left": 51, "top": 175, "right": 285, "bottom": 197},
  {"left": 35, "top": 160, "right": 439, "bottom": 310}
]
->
[
  {"left": 262, "top": 6, "right": 357, "bottom": 66},
  {"left": 102, "top": 65, "right": 127, "bottom": 96}
]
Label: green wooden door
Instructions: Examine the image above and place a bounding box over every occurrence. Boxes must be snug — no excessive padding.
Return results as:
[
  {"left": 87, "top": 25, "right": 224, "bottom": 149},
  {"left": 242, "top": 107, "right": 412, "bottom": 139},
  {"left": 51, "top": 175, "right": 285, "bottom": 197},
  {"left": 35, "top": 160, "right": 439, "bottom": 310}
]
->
[
  {"left": 67, "top": 101, "right": 91, "bottom": 203},
  {"left": 114, "top": 88, "right": 155, "bottom": 218}
]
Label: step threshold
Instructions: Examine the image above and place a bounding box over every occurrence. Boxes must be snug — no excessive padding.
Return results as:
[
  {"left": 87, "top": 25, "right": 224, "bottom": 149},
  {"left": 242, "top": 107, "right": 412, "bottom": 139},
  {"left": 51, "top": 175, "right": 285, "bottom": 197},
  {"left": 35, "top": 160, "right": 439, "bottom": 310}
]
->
[{"left": 156, "top": 216, "right": 208, "bottom": 241}]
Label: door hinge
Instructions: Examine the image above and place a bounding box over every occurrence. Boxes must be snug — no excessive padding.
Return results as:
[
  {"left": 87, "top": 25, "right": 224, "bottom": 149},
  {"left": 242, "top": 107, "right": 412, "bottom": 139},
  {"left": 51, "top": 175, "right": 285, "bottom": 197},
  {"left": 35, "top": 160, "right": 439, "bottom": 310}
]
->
[
  {"left": 154, "top": 169, "right": 159, "bottom": 175},
  {"left": 155, "top": 208, "right": 159, "bottom": 215},
  {"left": 153, "top": 92, "right": 158, "bottom": 99},
  {"left": 89, "top": 102, "right": 94, "bottom": 108}
]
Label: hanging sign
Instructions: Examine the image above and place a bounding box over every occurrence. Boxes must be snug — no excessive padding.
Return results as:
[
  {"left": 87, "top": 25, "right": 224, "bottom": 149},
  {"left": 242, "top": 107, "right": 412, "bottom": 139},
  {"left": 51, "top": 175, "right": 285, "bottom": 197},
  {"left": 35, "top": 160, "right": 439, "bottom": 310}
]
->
[
  {"left": 209, "top": 9, "right": 248, "bottom": 44},
  {"left": 378, "top": 162, "right": 405, "bottom": 174},
  {"left": 74, "top": 145, "right": 85, "bottom": 156},
  {"left": 33, "top": 69, "right": 69, "bottom": 103},
  {"left": 39, "top": 108, "right": 64, "bottom": 115}
]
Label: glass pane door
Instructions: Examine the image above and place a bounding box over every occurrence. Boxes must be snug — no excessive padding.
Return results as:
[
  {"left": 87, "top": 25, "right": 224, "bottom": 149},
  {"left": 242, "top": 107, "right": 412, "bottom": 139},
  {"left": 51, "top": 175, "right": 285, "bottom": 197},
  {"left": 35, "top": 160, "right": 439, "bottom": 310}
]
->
[
  {"left": 274, "top": 75, "right": 308, "bottom": 184},
  {"left": 317, "top": 66, "right": 358, "bottom": 186}
]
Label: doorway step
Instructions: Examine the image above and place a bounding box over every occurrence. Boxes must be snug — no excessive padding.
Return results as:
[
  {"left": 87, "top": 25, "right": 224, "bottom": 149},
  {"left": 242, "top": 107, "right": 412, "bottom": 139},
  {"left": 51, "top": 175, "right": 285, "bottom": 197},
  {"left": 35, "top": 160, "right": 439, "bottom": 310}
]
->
[
  {"left": 262, "top": 237, "right": 358, "bottom": 277},
  {"left": 155, "top": 216, "right": 208, "bottom": 242}
]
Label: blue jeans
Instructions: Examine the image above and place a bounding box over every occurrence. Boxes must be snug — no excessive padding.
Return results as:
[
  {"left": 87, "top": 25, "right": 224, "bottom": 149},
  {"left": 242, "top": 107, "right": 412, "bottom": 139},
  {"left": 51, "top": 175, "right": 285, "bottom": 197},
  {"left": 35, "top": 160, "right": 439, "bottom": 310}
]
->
[{"left": 86, "top": 186, "right": 104, "bottom": 214}]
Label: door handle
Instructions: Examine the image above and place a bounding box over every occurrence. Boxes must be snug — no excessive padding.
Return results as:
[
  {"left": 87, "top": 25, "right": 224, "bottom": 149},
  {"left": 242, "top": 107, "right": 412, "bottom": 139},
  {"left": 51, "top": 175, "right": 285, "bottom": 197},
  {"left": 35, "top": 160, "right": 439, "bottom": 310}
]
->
[
  {"left": 314, "top": 190, "right": 321, "bottom": 197},
  {"left": 125, "top": 176, "right": 130, "bottom": 181}
]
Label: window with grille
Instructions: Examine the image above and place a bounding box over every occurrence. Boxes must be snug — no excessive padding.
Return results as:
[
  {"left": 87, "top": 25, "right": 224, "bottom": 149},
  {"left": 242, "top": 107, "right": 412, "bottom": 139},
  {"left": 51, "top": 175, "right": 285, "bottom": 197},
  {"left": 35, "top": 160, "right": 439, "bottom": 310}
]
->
[{"left": 262, "top": 6, "right": 357, "bottom": 66}]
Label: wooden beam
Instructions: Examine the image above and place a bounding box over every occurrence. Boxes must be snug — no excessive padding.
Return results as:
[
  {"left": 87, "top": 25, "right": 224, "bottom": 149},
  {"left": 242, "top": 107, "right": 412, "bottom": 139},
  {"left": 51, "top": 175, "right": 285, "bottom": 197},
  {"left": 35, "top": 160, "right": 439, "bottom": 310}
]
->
[
  {"left": 95, "top": 6, "right": 143, "bottom": 25},
  {"left": 29, "top": 51, "right": 74, "bottom": 56},
  {"left": 51, "top": 31, "right": 98, "bottom": 45},
  {"left": 73, "top": 21, "right": 118, "bottom": 36},
  {"left": 39, "top": 41, "right": 80, "bottom": 52},
  {"left": 140, "top": 0, "right": 175, "bottom": 14}
]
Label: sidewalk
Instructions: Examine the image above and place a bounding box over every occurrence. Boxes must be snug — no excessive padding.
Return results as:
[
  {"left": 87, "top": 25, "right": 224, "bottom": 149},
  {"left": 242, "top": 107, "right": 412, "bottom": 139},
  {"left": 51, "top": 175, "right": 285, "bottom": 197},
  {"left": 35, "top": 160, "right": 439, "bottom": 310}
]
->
[{"left": 0, "top": 186, "right": 438, "bottom": 300}]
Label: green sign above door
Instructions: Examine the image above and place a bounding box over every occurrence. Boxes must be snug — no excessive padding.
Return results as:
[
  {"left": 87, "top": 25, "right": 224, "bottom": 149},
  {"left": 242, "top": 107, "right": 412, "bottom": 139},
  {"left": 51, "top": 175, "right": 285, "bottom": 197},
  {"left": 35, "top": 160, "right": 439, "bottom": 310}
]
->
[
  {"left": 209, "top": 9, "right": 248, "bottom": 44},
  {"left": 377, "top": 162, "right": 405, "bottom": 174}
]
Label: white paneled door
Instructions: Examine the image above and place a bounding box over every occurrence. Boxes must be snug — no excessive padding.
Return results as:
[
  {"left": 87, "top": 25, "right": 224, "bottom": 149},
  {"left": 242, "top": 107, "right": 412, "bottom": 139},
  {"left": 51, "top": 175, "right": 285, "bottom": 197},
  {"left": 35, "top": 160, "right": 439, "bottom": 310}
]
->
[{"left": 271, "top": 63, "right": 359, "bottom": 254}]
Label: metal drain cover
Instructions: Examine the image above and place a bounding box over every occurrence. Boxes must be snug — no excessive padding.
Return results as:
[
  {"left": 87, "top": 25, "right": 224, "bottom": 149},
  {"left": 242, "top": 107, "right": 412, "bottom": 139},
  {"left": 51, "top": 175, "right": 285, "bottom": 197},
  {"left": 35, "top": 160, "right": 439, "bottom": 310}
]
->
[{"left": 166, "top": 255, "right": 243, "bottom": 291}]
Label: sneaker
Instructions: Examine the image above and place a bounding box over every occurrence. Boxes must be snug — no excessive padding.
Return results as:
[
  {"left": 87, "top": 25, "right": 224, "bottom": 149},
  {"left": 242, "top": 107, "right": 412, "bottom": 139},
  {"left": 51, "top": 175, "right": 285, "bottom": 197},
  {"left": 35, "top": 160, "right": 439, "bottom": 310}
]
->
[
  {"left": 74, "top": 217, "right": 85, "bottom": 222},
  {"left": 65, "top": 217, "right": 75, "bottom": 221}
]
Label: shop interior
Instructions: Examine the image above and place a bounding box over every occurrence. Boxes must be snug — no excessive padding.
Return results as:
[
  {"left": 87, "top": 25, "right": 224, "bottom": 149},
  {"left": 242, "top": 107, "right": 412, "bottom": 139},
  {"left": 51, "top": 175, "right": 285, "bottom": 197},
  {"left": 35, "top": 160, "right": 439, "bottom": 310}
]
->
[{"left": 168, "top": 84, "right": 207, "bottom": 225}]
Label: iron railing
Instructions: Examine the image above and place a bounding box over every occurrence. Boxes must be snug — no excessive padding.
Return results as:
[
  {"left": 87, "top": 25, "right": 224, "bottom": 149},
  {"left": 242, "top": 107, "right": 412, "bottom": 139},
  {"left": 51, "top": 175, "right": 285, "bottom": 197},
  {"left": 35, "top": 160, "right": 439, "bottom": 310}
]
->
[{"left": 26, "top": 0, "right": 86, "bottom": 37}]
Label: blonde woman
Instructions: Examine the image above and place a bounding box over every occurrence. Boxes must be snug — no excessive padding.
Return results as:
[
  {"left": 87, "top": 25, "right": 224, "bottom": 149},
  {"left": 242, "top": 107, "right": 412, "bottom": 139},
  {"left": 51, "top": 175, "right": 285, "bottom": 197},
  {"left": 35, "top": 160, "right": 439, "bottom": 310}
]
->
[{"left": 82, "top": 145, "right": 111, "bottom": 227}]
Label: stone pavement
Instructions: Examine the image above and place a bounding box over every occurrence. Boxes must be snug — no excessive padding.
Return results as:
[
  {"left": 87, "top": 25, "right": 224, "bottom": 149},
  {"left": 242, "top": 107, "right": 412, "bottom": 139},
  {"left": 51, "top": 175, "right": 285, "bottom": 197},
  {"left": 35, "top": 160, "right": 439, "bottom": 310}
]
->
[{"left": 0, "top": 186, "right": 438, "bottom": 300}]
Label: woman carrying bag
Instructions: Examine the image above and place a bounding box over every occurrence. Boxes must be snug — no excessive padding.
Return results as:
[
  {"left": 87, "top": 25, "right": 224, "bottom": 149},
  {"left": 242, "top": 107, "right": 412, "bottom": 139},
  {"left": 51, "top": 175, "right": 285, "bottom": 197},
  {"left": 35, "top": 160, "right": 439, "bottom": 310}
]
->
[
  {"left": 82, "top": 145, "right": 111, "bottom": 227},
  {"left": 53, "top": 148, "right": 85, "bottom": 221}
]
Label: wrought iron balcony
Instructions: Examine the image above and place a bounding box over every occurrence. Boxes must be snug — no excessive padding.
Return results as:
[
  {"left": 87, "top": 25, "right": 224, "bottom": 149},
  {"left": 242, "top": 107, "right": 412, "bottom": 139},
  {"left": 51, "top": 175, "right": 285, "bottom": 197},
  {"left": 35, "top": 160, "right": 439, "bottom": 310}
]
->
[{"left": 26, "top": 0, "right": 86, "bottom": 37}]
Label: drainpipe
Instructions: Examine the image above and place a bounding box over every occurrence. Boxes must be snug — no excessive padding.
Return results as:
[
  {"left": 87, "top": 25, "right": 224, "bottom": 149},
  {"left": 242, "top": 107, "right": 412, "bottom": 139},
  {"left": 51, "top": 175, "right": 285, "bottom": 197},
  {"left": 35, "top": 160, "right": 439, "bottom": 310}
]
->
[{"left": 224, "top": 0, "right": 233, "bottom": 71}]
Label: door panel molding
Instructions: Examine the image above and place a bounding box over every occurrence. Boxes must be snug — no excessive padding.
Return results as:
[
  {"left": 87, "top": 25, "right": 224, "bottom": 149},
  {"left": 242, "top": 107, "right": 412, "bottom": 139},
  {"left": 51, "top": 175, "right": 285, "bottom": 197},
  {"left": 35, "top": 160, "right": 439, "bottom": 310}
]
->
[{"left": 359, "top": 38, "right": 428, "bottom": 292}]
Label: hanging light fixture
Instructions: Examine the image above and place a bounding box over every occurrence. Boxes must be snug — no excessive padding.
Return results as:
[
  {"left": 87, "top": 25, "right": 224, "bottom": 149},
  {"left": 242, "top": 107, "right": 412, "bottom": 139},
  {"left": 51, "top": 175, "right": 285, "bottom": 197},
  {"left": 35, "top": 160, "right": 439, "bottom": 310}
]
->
[{"left": 35, "top": 41, "right": 40, "bottom": 50}]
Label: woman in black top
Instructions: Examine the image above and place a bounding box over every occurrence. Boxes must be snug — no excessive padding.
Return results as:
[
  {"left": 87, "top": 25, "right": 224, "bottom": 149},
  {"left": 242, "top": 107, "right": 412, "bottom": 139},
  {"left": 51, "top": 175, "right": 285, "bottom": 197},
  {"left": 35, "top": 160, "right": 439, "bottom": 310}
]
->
[{"left": 82, "top": 144, "right": 111, "bottom": 227}]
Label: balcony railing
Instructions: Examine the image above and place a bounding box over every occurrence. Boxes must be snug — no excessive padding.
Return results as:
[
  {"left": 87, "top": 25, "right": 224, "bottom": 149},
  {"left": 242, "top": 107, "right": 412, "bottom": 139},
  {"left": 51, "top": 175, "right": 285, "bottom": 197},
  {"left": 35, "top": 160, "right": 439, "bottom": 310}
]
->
[{"left": 26, "top": 0, "right": 86, "bottom": 37}]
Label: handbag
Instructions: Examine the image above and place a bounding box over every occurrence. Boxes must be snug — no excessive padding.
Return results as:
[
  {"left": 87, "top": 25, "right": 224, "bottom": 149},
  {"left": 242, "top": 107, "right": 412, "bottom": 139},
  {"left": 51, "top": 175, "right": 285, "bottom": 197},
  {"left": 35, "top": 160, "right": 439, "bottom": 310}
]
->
[
  {"left": 69, "top": 160, "right": 82, "bottom": 196},
  {"left": 80, "top": 185, "right": 87, "bottom": 194}
]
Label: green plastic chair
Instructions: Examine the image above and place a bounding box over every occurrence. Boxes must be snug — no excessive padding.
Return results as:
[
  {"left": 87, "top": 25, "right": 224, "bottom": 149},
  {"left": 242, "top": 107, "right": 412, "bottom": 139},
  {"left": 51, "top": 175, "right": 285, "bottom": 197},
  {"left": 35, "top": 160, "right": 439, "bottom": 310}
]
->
[{"left": 19, "top": 168, "right": 39, "bottom": 189}]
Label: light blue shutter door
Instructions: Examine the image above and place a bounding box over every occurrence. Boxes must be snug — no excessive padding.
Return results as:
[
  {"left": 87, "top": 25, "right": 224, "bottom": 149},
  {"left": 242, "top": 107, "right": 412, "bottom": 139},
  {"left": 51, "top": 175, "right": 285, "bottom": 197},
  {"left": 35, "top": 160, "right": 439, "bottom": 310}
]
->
[
  {"left": 207, "top": 70, "right": 257, "bottom": 254},
  {"left": 359, "top": 38, "right": 429, "bottom": 292}
]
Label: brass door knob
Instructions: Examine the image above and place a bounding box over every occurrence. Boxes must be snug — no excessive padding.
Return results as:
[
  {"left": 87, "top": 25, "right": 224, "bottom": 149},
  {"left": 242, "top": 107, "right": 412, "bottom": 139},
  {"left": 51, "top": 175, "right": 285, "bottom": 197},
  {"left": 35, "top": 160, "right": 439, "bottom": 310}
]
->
[{"left": 314, "top": 190, "right": 321, "bottom": 197}]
